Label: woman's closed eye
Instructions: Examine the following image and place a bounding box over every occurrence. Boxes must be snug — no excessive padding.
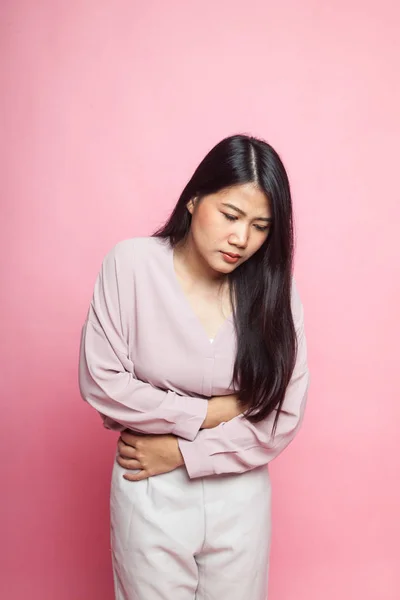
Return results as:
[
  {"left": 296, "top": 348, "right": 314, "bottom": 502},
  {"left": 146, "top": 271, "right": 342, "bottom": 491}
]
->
[
  {"left": 222, "top": 213, "right": 237, "bottom": 222},
  {"left": 222, "top": 213, "right": 269, "bottom": 232}
]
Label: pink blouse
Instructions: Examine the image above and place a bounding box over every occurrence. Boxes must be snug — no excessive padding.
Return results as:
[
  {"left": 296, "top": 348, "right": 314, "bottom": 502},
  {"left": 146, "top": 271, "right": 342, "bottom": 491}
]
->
[{"left": 79, "top": 237, "right": 309, "bottom": 478}]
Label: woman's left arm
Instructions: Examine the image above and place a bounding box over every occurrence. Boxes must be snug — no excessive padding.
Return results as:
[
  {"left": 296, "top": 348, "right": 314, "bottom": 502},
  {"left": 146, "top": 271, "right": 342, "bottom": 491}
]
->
[{"left": 178, "top": 288, "right": 310, "bottom": 478}]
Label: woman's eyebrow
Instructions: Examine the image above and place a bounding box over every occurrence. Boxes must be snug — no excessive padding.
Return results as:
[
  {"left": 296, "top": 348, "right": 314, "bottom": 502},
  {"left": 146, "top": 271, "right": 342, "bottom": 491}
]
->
[{"left": 221, "top": 202, "right": 272, "bottom": 222}]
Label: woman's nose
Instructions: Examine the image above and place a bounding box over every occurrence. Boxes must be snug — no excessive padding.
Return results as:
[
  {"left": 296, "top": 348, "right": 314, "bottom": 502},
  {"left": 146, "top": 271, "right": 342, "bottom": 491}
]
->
[{"left": 229, "top": 224, "right": 249, "bottom": 248}]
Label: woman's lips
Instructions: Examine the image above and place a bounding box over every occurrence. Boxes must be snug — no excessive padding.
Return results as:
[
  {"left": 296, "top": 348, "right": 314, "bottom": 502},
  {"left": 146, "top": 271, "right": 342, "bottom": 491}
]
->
[{"left": 220, "top": 251, "right": 241, "bottom": 264}]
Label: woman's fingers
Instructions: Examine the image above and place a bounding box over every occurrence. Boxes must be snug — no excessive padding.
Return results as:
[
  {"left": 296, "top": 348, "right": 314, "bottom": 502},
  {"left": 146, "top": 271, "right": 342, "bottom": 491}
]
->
[
  {"left": 117, "top": 433, "right": 151, "bottom": 480},
  {"left": 120, "top": 431, "right": 140, "bottom": 446},
  {"left": 117, "top": 438, "right": 138, "bottom": 459},
  {"left": 117, "top": 456, "right": 142, "bottom": 470},
  {"left": 123, "top": 470, "right": 149, "bottom": 482}
]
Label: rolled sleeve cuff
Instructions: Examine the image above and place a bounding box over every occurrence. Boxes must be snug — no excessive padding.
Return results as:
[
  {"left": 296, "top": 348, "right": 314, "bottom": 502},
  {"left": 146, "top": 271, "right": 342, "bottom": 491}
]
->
[
  {"left": 178, "top": 436, "right": 216, "bottom": 478},
  {"left": 168, "top": 392, "right": 208, "bottom": 441}
]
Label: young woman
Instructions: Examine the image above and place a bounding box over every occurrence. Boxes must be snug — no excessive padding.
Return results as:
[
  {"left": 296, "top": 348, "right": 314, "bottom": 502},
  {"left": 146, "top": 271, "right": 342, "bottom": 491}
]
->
[{"left": 79, "top": 134, "right": 309, "bottom": 600}]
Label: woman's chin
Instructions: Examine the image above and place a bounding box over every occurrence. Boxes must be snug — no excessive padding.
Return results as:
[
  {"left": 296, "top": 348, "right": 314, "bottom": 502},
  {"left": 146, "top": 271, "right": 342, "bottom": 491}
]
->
[{"left": 209, "top": 257, "right": 238, "bottom": 275}]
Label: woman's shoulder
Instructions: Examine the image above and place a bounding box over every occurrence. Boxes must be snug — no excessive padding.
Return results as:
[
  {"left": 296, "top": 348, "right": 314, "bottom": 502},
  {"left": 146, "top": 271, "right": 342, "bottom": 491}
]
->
[
  {"left": 107, "top": 235, "right": 167, "bottom": 260},
  {"left": 290, "top": 275, "right": 305, "bottom": 328},
  {"left": 101, "top": 236, "right": 169, "bottom": 276}
]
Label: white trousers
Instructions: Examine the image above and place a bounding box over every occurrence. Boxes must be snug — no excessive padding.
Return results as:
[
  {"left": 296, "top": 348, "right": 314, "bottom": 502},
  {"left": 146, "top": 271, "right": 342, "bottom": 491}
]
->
[{"left": 110, "top": 458, "right": 271, "bottom": 600}]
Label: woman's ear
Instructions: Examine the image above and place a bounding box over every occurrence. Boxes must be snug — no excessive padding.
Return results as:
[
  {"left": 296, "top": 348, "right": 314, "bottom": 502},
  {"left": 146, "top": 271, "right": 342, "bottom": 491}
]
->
[{"left": 186, "top": 197, "right": 197, "bottom": 214}]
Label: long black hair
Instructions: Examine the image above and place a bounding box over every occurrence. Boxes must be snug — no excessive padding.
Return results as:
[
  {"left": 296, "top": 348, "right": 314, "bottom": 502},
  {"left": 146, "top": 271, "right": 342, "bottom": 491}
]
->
[{"left": 153, "top": 134, "right": 297, "bottom": 431}]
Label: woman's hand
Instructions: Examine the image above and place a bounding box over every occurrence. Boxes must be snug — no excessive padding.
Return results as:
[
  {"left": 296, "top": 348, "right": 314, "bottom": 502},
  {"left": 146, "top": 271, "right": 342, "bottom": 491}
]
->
[
  {"left": 117, "top": 431, "right": 184, "bottom": 481},
  {"left": 202, "top": 393, "right": 244, "bottom": 429}
]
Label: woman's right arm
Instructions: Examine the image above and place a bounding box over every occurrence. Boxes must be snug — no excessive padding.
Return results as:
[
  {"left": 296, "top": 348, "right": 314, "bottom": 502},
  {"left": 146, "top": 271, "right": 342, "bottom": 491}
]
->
[{"left": 78, "top": 242, "right": 241, "bottom": 441}]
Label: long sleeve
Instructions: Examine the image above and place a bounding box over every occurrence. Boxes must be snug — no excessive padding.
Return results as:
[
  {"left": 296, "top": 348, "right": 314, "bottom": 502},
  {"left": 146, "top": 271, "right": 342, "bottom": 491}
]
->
[
  {"left": 78, "top": 242, "right": 208, "bottom": 441},
  {"left": 178, "top": 282, "right": 309, "bottom": 477}
]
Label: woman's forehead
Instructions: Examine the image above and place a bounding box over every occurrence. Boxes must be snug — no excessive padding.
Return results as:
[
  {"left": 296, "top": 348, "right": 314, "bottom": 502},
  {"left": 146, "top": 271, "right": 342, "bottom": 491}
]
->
[{"left": 212, "top": 184, "right": 271, "bottom": 217}]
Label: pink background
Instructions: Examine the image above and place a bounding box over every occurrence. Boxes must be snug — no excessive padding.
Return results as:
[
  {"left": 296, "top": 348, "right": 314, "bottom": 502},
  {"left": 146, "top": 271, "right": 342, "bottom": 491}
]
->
[{"left": 1, "top": 1, "right": 399, "bottom": 598}]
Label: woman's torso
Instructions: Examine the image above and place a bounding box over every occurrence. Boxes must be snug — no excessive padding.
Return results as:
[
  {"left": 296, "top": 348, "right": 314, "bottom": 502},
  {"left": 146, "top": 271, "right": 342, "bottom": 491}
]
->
[{"left": 112, "top": 236, "right": 238, "bottom": 417}]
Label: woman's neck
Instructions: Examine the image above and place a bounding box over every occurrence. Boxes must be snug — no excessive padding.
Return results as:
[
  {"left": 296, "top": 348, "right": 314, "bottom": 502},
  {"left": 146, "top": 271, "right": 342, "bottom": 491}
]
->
[{"left": 174, "top": 236, "right": 226, "bottom": 290}]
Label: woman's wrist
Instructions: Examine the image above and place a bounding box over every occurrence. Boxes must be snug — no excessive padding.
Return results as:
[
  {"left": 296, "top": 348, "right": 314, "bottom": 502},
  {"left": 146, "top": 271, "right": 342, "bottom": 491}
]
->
[
  {"left": 201, "top": 398, "right": 218, "bottom": 429},
  {"left": 201, "top": 395, "right": 243, "bottom": 429}
]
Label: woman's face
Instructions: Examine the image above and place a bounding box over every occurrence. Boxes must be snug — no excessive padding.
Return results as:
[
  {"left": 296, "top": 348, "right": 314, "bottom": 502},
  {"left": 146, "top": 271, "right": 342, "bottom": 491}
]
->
[{"left": 187, "top": 183, "right": 272, "bottom": 275}]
